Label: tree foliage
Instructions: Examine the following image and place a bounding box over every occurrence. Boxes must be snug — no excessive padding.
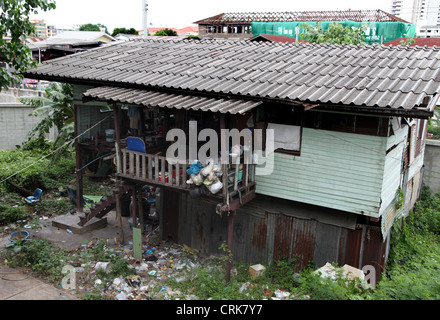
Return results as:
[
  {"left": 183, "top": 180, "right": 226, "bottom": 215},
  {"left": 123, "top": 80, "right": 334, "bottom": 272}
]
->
[
  {"left": 19, "top": 82, "right": 74, "bottom": 152},
  {"left": 154, "top": 28, "right": 177, "bottom": 36},
  {"left": 0, "top": 0, "right": 56, "bottom": 90},
  {"left": 79, "top": 23, "right": 109, "bottom": 34},
  {"left": 300, "top": 22, "right": 367, "bottom": 45},
  {"left": 111, "top": 27, "right": 139, "bottom": 37}
]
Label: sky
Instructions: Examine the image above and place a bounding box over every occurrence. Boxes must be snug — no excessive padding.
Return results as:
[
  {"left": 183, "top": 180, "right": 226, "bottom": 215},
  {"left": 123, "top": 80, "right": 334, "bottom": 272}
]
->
[{"left": 30, "top": 0, "right": 393, "bottom": 33}]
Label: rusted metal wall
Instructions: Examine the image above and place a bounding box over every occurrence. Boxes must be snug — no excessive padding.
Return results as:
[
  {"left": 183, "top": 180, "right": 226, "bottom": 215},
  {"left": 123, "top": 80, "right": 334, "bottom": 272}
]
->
[{"left": 172, "top": 193, "right": 389, "bottom": 276}]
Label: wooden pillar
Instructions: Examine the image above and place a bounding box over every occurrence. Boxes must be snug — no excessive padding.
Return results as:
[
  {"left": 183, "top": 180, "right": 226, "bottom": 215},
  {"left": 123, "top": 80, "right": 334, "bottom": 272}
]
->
[
  {"left": 74, "top": 104, "right": 83, "bottom": 211},
  {"left": 113, "top": 104, "right": 122, "bottom": 174},
  {"left": 226, "top": 210, "right": 236, "bottom": 283},
  {"left": 113, "top": 104, "right": 124, "bottom": 243},
  {"left": 138, "top": 188, "right": 144, "bottom": 233},
  {"left": 131, "top": 184, "right": 138, "bottom": 229},
  {"left": 220, "top": 114, "right": 229, "bottom": 207}
]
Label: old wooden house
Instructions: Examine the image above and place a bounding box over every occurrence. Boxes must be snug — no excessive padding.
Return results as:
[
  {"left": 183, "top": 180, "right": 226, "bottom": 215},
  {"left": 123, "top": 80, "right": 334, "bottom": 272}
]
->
[{"left": 24, "top": 38, "right": 440, "bottom": 280}]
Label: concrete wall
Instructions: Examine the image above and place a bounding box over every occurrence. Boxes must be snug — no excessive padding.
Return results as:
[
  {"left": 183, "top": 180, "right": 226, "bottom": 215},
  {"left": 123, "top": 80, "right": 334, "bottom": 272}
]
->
[
  {"left": 423, "top": 139, "right": 440, "bottom": 193},
  {"left": 0, "top": 89, "right": 56, "bottom": 150}
]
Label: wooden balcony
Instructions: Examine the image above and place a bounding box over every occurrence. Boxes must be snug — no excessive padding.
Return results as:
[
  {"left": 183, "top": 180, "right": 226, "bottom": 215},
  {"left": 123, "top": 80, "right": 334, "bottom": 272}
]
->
[
  {"left": 118, "top": 148, "right": 257, "bottom": 211},
  {"left": 119, "top": 148, "right": 190, "bottom": 190}
]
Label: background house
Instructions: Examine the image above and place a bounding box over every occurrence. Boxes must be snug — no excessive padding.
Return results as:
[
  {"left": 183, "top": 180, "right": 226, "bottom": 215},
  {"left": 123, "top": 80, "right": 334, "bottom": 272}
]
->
[
  {"left": 23, "top": 38, "right": 440, "bottom": 281},
  {"left": 27, "top": 31, "right": 116, "bottom": 62},
  {"left": 195, "top": 9, "right": 415, "bottom": 43}
]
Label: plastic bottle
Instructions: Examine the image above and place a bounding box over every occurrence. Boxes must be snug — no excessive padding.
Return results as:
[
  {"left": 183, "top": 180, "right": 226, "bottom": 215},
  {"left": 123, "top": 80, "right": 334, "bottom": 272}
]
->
[{"left": 66, "top": 229, "right": 73, "bottom": 234}]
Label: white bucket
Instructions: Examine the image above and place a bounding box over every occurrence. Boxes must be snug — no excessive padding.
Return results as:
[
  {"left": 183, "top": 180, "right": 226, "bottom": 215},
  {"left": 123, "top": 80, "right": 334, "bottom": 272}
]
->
[{"left": 105, "top": 129, "right": 115, "bottom": 142}]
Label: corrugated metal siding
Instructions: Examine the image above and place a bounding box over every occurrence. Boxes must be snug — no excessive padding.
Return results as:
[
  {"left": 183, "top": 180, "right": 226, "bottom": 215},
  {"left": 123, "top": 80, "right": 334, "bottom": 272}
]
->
[
  {"left": 174, "top": 194, "right": 387, "bottom": 276},
  {"left": 256, "top": 128, "right": 387, "bottom": 217},
  {"left": 83, "top": 86, "right": 262, "bottom": 115}
]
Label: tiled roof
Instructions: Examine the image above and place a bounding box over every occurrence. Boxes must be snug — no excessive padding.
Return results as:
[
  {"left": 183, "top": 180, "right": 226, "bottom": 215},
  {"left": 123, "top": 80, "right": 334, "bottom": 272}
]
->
[
  {"left": 24, "top": 38, "right": 440, "bottom": 111},
  {"left": 384, "top": 37, "right": 440, "bottom": 47},
  {"left": 83, "top": 86, "right": 262, "bottom": 114},
  {"left": 194, "top": 10, "right": 408, "bottom": 24}
]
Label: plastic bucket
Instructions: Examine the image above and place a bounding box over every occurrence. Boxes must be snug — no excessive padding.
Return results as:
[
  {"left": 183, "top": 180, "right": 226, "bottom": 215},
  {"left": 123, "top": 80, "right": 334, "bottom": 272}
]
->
[
  {"left": 9, "top": 230, "right": 30, "bottom": 243},
  {"left": 105, "top": 129, "right": 115, "bottom": 142}
]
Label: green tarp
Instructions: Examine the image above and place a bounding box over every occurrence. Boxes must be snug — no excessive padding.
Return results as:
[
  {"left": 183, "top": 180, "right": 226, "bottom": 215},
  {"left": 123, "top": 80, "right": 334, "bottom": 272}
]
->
[{"left": 251, "top": 21, "right": 417, "bottom": 44}]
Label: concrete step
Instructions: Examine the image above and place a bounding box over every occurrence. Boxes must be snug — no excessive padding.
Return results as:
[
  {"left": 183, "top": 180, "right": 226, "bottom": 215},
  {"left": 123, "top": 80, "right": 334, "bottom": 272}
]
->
[{"left": 51, "top": 213, "right": 107, "bottom": 234}]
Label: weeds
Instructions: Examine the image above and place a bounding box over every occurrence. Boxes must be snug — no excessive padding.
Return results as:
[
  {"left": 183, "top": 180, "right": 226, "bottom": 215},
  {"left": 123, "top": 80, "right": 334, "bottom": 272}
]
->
[{"left": 373, "top": 186, "right": 440, "bottom": 300}]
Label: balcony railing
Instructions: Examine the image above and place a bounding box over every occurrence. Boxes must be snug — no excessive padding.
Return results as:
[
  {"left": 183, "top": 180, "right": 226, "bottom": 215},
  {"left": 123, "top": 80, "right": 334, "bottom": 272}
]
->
[
  {"left": 118, "top": 148, "right": 257, "bottom": 208},
  {"left": 119, "top": 149, "right": 190, "bottom": 190}
]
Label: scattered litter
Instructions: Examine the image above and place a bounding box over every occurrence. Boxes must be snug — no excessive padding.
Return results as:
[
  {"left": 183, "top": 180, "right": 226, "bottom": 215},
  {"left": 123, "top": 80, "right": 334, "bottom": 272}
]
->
[
  {"left": 95, "top": 262, "right": 112, "bottom": 273},
  {"left": 273, "top": 290, "right": 290, "bottom": 300},
  {"left": 116, "top": 292, "right": 128, "bottom": 300}
]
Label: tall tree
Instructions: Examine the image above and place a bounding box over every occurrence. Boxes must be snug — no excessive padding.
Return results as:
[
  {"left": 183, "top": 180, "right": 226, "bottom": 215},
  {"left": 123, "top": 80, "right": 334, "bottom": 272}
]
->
[
  {"left": 111, "top": 27, "right": 139, "bottom": 37},
  {"left": 0, "top": 0, "right": 56, "bottom": 90},
  {"left": 20, "top": 82, "right": 74, "bottom": 152},
  {"left": 79, "top": 23, "right": 109, "bottom": 34},
  {"left": 154, "top": 28, "right": 177, "bottom": 36},
  {"left": 300, "top": 22, "right": 367, "bottom": 45}
]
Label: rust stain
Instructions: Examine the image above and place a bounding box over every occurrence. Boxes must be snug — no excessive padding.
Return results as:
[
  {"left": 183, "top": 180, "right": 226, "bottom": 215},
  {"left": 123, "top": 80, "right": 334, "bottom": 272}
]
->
[{"left": 252, "top": 220, "right": 267, "bottom": 251}]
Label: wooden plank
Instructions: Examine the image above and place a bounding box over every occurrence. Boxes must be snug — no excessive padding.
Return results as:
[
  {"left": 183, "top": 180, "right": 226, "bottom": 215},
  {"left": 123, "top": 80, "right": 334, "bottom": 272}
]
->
[
  {"left": 175, "top": 162, "right": 180, "bottom": 187},
  {"left": 136, "top": 153, "right": 140, "bottom": 178},
  {"left": 129, "top": 152, "right": 134, "bottom": 178},
  {"left": 133, "top": 228, "right": 142, "bottom": 260},
  {"left": 122, "top": 150, "right": 127, "bottom": 175},
  {"left": 148, "top": 154, "right": 152, "bottom": 180},
  {"left": 142, "top": 154, "right": 147, "bottom": 180},
  {"left": 154, "top": 155, "right": 159, "bottom": 182},
  {"left": 161, "top": 157, "right": 166, "bottom": 185}
]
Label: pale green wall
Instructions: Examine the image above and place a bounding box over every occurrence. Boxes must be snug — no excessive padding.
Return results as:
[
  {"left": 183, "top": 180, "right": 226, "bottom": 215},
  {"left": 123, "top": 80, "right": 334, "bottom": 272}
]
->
[
  {"left": 379, "top": 125, "right": 408, "bottom": 217},
  {"left": 256, "top": 128, "right": 389, "bottom": 217}
]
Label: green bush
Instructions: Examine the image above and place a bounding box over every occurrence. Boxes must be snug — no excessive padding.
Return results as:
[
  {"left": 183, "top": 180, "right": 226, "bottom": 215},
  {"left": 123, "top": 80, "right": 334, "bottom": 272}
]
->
[
  {"left": 373, "top": 186, "right": 440, "bottom": 300},
  {"left": 4, "top": 239, "right": 69, "bottom": 282},
  {"left": 0, "top": 146, "right": 75, "bottom": 192},
  {"left": 0, "top": 204, "right": 29, "bottom": 226}
]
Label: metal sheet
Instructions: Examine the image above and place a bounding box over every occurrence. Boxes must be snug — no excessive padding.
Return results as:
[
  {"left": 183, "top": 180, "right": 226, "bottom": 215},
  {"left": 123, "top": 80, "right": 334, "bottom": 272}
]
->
[
  {"left": 172, "top": 194, "right": 388, "bottom": 278},
  {"left": 83, "top": 86, "right": 262, "bottom": 115}
]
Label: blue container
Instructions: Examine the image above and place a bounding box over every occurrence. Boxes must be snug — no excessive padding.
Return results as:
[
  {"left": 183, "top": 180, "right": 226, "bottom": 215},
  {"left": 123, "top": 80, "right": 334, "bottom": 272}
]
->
[{"left": 9, "top": 230, "right": 30, "bottom": 243}]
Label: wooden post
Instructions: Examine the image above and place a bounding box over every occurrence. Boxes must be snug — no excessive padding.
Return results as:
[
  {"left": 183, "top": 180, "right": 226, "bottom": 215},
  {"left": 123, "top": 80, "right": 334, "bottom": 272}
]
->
[
  {"left": 113, "top": 104, "right": 122, "bottom": 173},
  {"left": 226, "top": 210, "right": 235, "bottom": 283},
  {"left": 220, "top": 114, "right": 229, "bottom": 207},
  {"left": 113, "top": 104, "right": 124, "bottom": 243},
  {"left": 74, "top": 104, "right": 83, "bottom": 211},
  {"left": 138, "top": 188, "right": 144, "bottom": 233},
  {"left": 131, "top": 184, "right": 138, "bottom": 229},
  {"left": 115, "top": 194, "right": 125, "bottom": 244}
]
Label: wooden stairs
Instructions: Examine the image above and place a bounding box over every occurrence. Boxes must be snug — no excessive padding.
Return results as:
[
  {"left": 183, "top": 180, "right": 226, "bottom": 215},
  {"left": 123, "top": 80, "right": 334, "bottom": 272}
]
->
[{"left": 78, "top": 182, "right": 132, "bottom": 226}]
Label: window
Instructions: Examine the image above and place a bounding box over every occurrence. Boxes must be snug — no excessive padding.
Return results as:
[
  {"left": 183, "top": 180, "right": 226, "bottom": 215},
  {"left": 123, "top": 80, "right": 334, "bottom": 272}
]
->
[
  {"left": 303, "top": 111, "right": 388, "bottom": 137},
  {"left": 267, "top": 123, "right": 301, "bottom": 153},
  {"left": 257, "top": 103, "right": 303, "bottom": 155}
]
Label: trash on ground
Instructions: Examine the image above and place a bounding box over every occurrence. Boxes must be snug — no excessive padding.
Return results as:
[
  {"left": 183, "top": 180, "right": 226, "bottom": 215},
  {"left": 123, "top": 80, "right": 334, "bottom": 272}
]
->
[{"left": 249, "top": 264, "right": 266, "bottom": 279}]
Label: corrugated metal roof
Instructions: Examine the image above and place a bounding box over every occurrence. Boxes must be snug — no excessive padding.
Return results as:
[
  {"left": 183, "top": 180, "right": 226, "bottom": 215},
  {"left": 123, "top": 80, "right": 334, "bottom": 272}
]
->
[
  {"left": 24, "top": 38, "right": 440, "bottom": 111},
  {"left": 250, "top": 34, "right": 307, "bottom": 44},
  {"left": 83, "top": 86, "right": 262, "bottom": 114}
]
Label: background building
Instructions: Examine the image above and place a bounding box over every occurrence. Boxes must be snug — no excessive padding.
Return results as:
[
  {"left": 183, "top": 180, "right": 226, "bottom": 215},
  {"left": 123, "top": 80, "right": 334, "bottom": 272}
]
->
[
  {"left": 391, "top": 0, "right": 440, "bottom": 37},
  {"left": 30, "top": 19, "right": 48, "bottom": 39},
  {"left": 195, "top": 9, "right": 415, "bottom": 43}
]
